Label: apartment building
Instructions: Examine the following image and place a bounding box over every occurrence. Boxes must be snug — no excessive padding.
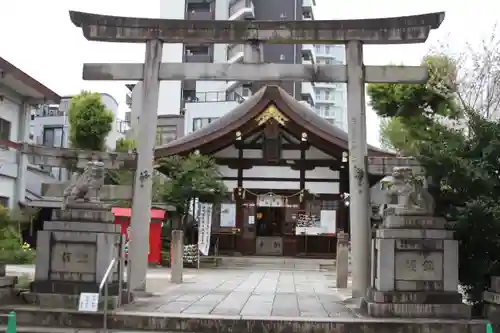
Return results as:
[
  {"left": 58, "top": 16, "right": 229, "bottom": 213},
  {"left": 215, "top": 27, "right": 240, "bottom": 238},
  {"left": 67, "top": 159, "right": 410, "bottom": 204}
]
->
[
  {"left": 313, "top": 44, "right": 348, "bottom": 131},
  {"left": 31, "top": 93, "right": 127, "bottom": 180},
  {"left": 0, "top": 57, "right": 60, "bottom": 209},
  {"left": 127, "top": 0, "right": 317, "bottom": 138}
]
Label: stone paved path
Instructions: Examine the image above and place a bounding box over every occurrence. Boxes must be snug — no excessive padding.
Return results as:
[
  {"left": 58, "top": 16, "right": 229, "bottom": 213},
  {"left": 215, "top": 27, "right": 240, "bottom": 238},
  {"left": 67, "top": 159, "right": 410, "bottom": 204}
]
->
[{"left": 123, "top": 269, "right": 355, "bottom": 318}]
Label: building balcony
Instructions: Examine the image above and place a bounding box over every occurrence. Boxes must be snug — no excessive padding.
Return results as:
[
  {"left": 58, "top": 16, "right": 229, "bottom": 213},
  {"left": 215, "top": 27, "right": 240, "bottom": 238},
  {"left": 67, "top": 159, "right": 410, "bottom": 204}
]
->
[
  {"left": 315, "top": 46, "right": 346, "bottom": 62},
  {"left": 226, "top": 82, "right": 252, "bottom": 101},
  {"left": 185, "top": 54, "right": 213, "bottom": 63},
  {"left": 315, "top": 81, "right": 345, "bottom": 89},
  {"left": 301, "top": 82, "right": 316, "bottom": 106},
  {"left": 302, "top": 0, "right": 315, "bottom": 18},
  {"left": 228, "top": 0, "right": 255, "bottom": 20},
  {"left": 125, "top": 92, "right": 132, "bottom": 107},
  {"left": 116, "top": 120, "right": 130, "bottom": 134},
  {"left": 187, "top": 11, "right": 214, "bottom": 20},
  {"left": 301, "top": 44, "right": 316, "bottom": 64},
  {"left": 227, "top": 44, "right": 244, "bottom": 63},
  {"left": 183, "top": 91, "right": 245, "bottom": 103}
]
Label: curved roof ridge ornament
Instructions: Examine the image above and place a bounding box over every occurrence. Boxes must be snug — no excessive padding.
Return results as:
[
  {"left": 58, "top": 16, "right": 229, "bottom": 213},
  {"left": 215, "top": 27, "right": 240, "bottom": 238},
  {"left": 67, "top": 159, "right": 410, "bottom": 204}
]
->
[{"left": 69, "top": 10, "right": 445, "bottom": 45}]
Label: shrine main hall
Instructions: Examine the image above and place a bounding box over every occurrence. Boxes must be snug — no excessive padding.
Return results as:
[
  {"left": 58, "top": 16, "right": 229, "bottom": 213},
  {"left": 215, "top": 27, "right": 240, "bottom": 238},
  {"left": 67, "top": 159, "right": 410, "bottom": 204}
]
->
[{"left": 155, "top": 85, "right": 392, "bottom": 257}]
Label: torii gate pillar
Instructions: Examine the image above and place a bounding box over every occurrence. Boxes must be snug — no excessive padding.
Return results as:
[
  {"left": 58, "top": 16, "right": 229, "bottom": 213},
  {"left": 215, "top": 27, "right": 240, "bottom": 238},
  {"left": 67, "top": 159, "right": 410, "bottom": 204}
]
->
[
  {"left": 128, "top": 40, "right": 163, "bottom": 291},
  {"left": 346, "top": 41, "right": 370, "bottom": 297}
]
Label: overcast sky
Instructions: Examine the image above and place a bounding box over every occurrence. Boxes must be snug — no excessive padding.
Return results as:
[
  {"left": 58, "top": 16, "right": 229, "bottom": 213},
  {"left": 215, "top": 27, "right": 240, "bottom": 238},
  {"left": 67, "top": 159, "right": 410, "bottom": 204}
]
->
[{"left": 0, "top": 0, "right": 498, "bottom": 146}]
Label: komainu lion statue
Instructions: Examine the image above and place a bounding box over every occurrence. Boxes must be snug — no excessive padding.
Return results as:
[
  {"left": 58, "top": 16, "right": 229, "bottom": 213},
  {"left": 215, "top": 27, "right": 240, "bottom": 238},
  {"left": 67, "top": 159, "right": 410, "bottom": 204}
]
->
[
  {"left": 62, "top": 160, "right": 105, "bottom": 210},
  {"left": 384, "top": 166, "right": 435, "bottom": 215}
]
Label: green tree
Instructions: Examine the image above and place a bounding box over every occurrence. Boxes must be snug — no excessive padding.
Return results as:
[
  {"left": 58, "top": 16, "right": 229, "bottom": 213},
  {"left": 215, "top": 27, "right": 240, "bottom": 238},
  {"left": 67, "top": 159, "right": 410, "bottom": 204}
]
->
[
  {"left": 156, "top": 153, "right": 227, "bottom": 229},
  {"left": 0, "top": 206, "right": 35, "bottom": 265},
  {"left": 68, "top": 91, "right": 114, "bottom": 151},
  {"left": 378, "top": 117, "right": 415, "bottom": 155},
  {"left": 107, "top": 138, "right": 137, "bottom": 186},
  {"left": 367, "top": 32, "right": 500, "bottom": 308},
  {"left": 115, "top": 138, "right": 136, "bottom": 153}
]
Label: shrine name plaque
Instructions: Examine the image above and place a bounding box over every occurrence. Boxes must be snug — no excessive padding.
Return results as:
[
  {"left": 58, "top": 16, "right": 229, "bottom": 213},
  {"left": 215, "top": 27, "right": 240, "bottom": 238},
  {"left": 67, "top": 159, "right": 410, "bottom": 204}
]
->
[
  {"left": 394, "top": 251, "right": 443, "bottom": 281},
  {"left": 50, "top": 243, "right": 97, "bottom": 274}
]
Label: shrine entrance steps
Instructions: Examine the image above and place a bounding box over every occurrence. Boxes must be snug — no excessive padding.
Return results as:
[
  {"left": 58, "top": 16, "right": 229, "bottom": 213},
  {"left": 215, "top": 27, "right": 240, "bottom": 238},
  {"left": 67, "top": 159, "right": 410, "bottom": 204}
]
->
[
  {"left": 0, "top": 269, "right": 484, "bottom": 333},
  {"left": 0, "top": 308, "right": 486, "bottom": 333},
  {"left": 200, "top": 256, "right": 335, "bottom": 271}
]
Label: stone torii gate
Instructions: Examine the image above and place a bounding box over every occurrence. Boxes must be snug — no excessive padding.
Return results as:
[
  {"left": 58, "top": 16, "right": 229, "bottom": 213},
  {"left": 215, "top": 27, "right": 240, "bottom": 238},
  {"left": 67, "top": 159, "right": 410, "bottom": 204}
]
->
[{"left": 70, "top": 11, "right": 444, "bottom": 297}]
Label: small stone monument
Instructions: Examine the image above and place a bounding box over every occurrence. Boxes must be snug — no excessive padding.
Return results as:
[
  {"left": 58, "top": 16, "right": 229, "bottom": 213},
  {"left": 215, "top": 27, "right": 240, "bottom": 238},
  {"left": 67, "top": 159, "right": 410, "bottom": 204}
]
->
[
  {"left": 363, "top": 166, "right": 470, "bottom": 318},
  {"left": 26, "top": 161, "right": 125, "bottom": 309},
  {"left": 336, "top": 231, "right": 349, "bottom": 288}
]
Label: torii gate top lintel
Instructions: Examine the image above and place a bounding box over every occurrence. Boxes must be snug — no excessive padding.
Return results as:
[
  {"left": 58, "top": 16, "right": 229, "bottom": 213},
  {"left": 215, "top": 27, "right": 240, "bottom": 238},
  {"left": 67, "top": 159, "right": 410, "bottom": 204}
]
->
[{"left": 69, "top": 10, "right": 444, "bottom": 45}]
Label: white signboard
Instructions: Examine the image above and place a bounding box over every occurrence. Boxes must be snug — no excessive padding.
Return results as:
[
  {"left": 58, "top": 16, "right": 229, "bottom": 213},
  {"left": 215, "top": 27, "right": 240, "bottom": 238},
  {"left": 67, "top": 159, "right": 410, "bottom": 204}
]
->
[
  {"left": 220, "top": 203, "right": 236, "bottom": 228},
  {"left": 78, "top": 292, "right": 99, "bottom": 312},
  {"left": 320, "top": 210, "right": 336, "bottom": 234},
  {"left": 197, "top": 202, "right": 213, "bottom": 256}
]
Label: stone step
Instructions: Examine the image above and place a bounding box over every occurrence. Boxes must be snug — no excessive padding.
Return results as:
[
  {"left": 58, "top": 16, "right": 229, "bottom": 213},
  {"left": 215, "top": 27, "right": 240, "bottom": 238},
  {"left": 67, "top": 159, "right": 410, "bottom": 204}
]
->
[
  {"left": 212, "top": 257, "right": 333, "bottom": 270},
  {"left": 0, "top": 307, "right": 486, "bottom": 333}
]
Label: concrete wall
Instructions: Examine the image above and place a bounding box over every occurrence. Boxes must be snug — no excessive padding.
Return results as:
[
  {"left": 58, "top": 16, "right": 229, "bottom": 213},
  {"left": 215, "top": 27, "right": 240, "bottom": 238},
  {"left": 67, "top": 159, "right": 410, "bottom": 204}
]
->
[
  {"left": 26, "top": 166, "right": 60, "bottom": 198},
  {"left": 157, "top": 114, "right": 185, "bottom": 140},
  {"left": 100, "top": 93, "right": 124, "bottom": 150},
  {"left": 184, "top": 100, "right": 240, "bottom": 134}
]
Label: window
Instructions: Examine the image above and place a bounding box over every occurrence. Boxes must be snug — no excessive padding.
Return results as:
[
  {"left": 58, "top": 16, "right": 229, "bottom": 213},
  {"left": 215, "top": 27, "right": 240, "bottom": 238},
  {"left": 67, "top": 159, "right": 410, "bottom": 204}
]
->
[
  {"left": 192, "top": 117, "right": 218, "bottom": 132},
  {"left": 0, "top": 118, "right": 11, "bottom": 141},
  {"left": 43, "top": 127, "right": 64, "bottom": 148},
  {"left": 42, "top": 126, "right": 65, "bottom": 180},
  {"left": 325, "top": 105, "right": 332, "bottom": 117},
  {"left": 183, "top": 89, "right": 197, "bottom": 102},
  {"left": 185, "top": 45, "right": 210, "bottom": 55},
  {"left": 315, "top": 45, "right": 321, "bottom": 53},
  {"left": 315, "top": 93, "right": 320, "bottom": 101},
  {"left": 0, "top": 196, "right": 9, "bottom": 208},
  {"left": 187, "top": 1, "right": 210, "bottom": 12},
  {"left": 156, "top": 125, "right": 177, "bottom": 146},
  {"left": 325, "top": 46, "right": 331, "bottom": 53},
  {"left": 324, "top": 91, "right": 330, "bottom": 100}
]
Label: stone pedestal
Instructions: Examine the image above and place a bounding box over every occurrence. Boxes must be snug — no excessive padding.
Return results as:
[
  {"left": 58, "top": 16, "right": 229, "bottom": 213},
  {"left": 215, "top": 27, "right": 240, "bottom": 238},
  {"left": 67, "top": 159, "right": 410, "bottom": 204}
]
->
[
  {"left": 336, "top": 231, "right": 349, "bottom": 288},
  {"left": 171, "top": 230, "right": 184, "bottom": 284},
  {"left": 0, "top": 264, "right": 17, "bottom": 305},
  {"left": 484, "top": 276, "right": 500, "bottom": 318},
  {"left": 26, "top": 202, "right": 125, "bottom": 309},
  {"left": 363, "top": 213, "right": 470, "bottom": 318}
]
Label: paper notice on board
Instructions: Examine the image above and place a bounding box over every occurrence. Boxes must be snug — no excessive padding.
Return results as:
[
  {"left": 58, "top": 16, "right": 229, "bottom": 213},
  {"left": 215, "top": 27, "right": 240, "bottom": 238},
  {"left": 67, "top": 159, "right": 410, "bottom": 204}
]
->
[
  {"left": 320, "top": 210, "right": 336, "bottom": 234},
  {"left": 248, "top": 216, "right": 255, "bottom": 225},
  {"left": 220, "top": 203, "right": 236, "bottom": 227}
]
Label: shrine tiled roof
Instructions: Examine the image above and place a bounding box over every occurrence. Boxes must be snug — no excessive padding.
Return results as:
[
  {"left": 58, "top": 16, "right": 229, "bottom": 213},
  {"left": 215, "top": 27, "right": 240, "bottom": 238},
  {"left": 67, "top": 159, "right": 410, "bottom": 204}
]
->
[{"left": 154, "top": 85, "right": 393, "bottom": 158}]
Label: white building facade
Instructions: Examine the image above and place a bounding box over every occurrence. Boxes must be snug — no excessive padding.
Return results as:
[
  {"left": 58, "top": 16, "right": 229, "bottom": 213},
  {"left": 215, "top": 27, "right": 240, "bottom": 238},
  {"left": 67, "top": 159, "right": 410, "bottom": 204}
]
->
[
  {"left": 31, "top": 93, "right": 126, "bottom": 180},
  {"left": 313, "top": 44, "right": 348, "bottom": 131},
  {"left": 128, "top": 0, "right": 318, "bottom": 137},
  {"left": 0, "top": 57, "right": 60, "bottom": 209}
]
